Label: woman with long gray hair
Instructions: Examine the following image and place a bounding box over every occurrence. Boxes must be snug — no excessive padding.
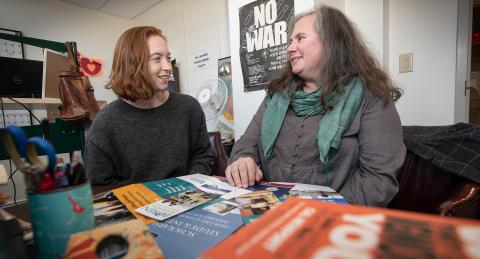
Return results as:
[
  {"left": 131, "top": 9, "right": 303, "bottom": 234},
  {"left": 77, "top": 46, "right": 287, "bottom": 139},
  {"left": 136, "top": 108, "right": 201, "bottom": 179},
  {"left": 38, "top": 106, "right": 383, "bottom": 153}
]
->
[{"left": 226, "top": 6, "right": 405, "bottom": 206}]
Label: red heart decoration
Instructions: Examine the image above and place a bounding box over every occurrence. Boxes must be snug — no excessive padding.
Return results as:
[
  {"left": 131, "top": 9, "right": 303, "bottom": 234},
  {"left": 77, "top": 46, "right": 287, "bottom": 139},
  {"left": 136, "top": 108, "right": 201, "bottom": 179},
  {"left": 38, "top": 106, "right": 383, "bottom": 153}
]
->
[{"left": 80, "top": 57, "right": 102, "bottom": 76}]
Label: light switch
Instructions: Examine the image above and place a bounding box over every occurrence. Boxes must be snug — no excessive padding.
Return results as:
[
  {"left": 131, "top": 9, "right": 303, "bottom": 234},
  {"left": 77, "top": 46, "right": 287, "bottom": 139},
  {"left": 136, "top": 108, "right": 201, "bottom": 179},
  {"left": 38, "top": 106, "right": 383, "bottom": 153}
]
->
[{"left": 399, "top": 52, "right": 413, "bottom": 73}]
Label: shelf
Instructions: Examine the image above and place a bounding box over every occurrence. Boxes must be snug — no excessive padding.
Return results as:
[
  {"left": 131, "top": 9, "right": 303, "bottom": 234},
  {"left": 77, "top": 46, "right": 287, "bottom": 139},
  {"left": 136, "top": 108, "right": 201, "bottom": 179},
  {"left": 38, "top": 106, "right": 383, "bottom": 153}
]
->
[
  {"left": 2, "top": 97, "right": 62, "bottom": 104},
  {"left": 0, "top": 97, "right": 62, "bottom": 110},
  {"left": 0, "top": 98, "right": 107, "bottom": 111}
]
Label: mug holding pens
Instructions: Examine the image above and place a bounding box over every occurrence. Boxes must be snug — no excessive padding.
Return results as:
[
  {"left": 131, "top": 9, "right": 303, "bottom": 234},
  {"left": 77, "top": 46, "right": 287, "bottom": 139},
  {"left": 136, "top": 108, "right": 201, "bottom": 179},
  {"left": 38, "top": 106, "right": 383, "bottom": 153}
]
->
[{"left": 0, "top": 125, "right": 94, "bottom": 259}]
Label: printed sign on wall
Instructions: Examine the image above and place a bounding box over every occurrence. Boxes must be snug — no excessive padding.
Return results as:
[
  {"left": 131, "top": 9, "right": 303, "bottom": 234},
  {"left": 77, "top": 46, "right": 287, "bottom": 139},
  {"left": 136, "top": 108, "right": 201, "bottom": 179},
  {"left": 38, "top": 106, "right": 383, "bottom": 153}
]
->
[
  {"left": 239, "top": 0, "right": 294, "bottom": 92},
  {"left": 192, "top": 49, "right": 213, "bottom": 71}
]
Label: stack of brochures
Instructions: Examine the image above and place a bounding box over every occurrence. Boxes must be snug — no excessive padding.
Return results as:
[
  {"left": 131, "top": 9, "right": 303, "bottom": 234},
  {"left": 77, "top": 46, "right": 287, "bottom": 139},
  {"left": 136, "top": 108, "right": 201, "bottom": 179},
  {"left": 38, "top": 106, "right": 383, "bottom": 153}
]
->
[{"left": 93, "top": 174, "right": 348, "bottom": 259}]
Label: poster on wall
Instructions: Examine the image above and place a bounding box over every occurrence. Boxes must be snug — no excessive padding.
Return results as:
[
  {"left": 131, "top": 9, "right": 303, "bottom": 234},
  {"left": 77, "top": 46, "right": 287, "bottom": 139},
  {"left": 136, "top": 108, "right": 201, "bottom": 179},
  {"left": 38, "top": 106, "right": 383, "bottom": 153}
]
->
[
  {"left": 216, "top": 57, "right": 235, "bottom": 140},
  {"left": 239, "top": 0, "right": 294, "bottom": 92}
]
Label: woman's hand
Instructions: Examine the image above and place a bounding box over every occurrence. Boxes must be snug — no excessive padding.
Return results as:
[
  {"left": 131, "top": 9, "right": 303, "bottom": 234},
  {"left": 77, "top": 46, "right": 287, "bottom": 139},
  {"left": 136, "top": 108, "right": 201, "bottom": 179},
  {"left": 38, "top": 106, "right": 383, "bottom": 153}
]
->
[{"left": 225, "top": 157, "right": 263, "bottom": 188}]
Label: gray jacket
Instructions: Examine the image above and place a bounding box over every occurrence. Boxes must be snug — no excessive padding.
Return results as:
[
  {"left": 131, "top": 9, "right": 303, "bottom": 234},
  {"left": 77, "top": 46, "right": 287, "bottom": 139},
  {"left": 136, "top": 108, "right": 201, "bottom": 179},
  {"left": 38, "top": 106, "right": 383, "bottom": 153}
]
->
[{"left": 229, "top": 89, "right": 406, "bottom": 206}]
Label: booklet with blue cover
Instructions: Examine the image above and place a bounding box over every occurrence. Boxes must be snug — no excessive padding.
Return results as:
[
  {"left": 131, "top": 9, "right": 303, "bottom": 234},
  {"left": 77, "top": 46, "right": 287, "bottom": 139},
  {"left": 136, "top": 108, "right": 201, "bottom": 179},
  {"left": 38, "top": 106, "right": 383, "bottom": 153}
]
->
[{"left": 148, "top": 198, "right": 243, "bottom": 259}]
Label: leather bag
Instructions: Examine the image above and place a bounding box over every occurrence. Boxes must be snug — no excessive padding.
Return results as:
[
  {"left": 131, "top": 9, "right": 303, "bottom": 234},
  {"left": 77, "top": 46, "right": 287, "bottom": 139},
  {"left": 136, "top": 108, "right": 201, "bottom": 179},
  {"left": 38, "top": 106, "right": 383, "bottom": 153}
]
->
[{"left": 59, "top": 42, "right": 99, "bottom": 127}]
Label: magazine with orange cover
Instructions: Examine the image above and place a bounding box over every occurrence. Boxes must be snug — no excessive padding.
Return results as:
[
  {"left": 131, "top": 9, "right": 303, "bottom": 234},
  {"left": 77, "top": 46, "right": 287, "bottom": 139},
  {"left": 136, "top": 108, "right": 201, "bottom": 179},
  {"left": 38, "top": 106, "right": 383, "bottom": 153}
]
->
[
  {"left": 201, "top": 198, "right": 480, "bottom": 259},
  {"left": 112, "top": 184, "right": 163, "bottom": 224}
]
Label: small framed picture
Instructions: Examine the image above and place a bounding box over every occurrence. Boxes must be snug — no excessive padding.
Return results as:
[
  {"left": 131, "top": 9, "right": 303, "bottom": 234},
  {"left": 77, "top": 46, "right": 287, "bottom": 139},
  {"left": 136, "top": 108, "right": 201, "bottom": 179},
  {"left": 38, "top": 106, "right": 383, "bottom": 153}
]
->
[{"left": 0, "top": 28, "right": 24, "bottom": 59}]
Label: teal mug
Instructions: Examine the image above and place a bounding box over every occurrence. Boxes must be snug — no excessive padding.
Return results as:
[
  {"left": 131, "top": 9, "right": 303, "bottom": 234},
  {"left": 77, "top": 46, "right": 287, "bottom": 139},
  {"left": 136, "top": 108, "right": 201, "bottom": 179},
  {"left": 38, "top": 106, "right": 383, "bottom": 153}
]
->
[{"left": 27, "top": 181, "right": 94, "bottom": 259}]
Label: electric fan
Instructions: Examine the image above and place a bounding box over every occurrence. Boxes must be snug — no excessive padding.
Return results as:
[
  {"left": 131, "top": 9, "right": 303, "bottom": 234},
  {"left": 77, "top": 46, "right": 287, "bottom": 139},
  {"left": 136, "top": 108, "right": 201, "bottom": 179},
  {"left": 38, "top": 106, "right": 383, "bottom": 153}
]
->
[{"left": 196, "top": 78, "right": 228, "bottom": 121}]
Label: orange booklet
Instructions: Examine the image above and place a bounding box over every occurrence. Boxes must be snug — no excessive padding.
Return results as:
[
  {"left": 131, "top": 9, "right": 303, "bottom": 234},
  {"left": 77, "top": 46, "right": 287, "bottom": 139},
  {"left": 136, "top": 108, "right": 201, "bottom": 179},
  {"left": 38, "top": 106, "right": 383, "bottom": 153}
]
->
[{"left": 201, "top": 198, "right": 480, "bottom": 259}]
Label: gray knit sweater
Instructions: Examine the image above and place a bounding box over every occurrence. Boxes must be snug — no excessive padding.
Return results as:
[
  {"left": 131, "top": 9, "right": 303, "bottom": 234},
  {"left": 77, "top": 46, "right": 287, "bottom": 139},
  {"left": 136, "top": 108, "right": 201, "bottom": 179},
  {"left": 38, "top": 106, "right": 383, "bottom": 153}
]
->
[{"left": 86, "top": 91, "right": 213, "bottom": 186}]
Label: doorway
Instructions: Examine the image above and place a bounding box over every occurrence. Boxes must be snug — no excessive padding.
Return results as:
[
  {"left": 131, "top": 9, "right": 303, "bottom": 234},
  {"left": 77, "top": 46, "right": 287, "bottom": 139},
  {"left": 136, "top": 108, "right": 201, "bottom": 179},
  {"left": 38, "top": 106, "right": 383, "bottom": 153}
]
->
[{"left": 470, "top": 2, "right": 480, "bottom": 124}]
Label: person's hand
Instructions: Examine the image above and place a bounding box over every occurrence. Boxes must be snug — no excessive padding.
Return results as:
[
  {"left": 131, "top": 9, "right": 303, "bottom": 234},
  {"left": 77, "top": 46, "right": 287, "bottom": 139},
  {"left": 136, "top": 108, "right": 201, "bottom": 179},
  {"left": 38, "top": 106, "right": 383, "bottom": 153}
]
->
[{"left": 225, "top": 157, "right": 263, "bottom": 188}]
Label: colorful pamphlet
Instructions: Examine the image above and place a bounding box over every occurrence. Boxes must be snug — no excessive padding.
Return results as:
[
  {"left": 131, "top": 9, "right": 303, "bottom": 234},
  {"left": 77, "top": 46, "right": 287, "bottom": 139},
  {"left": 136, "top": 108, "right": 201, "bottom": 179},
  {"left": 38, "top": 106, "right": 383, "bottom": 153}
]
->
[
  {"left": 178, "top": 174, "right": 251, "bottom": 199},
  {"left": 91, "top": 174, "right": 350, "bottom": 259},
  {"left": 111, "top": 183, "right": 163, "bottom": 224},
  {"left": 201, "top": 198, "right": 480, "bottom": 259},
  {"left": 281, "top": 183, "right": 349, "bottom": 204},
  {"left": 93, "top": 191, "right": 135, "bottom": 226},
  {"left": 234, "top": 190, "right": 280, "bottom": 224},
  {"left": 148, "top": 199, "right": 243, "bottom": 259},
  {"left": 135, "top": 190, "right": 220, "bottom": 221}
]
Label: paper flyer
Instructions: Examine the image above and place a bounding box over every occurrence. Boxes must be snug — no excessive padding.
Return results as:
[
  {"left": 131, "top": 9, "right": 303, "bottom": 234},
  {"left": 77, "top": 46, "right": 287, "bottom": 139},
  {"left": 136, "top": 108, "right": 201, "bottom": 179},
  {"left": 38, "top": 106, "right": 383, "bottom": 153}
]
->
[
  {"left": 149, "top": 199, "right": 243, "bottom": 259},
  {"left": 234, "top": 190, "right": 280, "bottom": 224},
  {"left": 281, "top": 183, "right": 348, "bottom": 204},
  {"left": 136, "top": 189, "right": 220, "bottom": 221},
  {"left": 93, "top": 191, "right": 135, "bottom": 226},
  {"left": 202, "top": 199, "right": 480, "bottom": 259},
  {"left": 178, "top": 174, "right": 251, "bottom": 199},
  {"left": 112, "top": 183, "right": 163, "bottom": 224}
]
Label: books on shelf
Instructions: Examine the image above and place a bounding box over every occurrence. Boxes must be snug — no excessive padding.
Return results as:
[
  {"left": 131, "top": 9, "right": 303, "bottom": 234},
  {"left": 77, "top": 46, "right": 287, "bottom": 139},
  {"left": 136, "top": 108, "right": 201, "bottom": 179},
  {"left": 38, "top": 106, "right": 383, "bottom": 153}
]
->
[{"left": 201, "top": 198, "right": 480, "bottom": 259}]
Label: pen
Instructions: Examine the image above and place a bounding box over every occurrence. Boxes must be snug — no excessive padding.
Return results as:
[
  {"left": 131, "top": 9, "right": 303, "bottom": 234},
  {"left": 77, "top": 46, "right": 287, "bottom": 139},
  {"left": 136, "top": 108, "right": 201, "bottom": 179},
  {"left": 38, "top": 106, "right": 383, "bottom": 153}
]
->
[
  {"left": 55, "top": 164, "right": 69, "bottom": 189},
  {"left": 39, "top": 172, "right": 55, "bottom": 192},
  {"left": 69, "top": 163, "right": 86, "bottom": 186}
]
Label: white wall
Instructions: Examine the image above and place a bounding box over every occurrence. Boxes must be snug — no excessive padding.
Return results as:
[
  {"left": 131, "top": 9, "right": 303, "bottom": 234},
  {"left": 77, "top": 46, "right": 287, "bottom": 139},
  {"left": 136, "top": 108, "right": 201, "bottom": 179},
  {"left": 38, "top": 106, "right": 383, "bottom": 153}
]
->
[
  {"left": 344, "top": 0, "right": 384, "bottom": 67},
  {"left": 133, "top": 0, "right": 187, "bottom": 92},
  {"left": 181, "top": 0, "right": 230, "bottom": 98},
  {"left": 228, "top": 0, "right": 315, "bottom": 139},
  {"left": 134, "top": 0, "right": 230, "bottom": 96},
  {"left": 389, "top": 0, "right": 458, "bottom": 126},
  {"left": 315, "top": 0, "right": 344, "bottom": 12},
  {"left": 344, "top": 0, "right": 458, "bottom": 126},
  {"left": 135, "top": 0, "right": 229, "bottom": 130}
]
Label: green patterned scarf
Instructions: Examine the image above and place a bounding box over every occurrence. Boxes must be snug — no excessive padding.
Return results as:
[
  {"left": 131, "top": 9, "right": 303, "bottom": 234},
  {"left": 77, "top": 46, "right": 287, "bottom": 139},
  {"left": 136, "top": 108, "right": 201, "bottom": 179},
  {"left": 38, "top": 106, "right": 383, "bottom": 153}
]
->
[{"left": 261, "top": 77, "right": 365, "bottom": 164}]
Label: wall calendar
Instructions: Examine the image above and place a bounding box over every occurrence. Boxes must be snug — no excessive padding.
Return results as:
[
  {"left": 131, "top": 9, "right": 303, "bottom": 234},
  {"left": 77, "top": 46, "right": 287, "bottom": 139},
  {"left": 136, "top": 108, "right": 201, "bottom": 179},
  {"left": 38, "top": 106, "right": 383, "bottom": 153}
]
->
[{"left": 0, "top": 28, "right": 24, "bottom": 59}]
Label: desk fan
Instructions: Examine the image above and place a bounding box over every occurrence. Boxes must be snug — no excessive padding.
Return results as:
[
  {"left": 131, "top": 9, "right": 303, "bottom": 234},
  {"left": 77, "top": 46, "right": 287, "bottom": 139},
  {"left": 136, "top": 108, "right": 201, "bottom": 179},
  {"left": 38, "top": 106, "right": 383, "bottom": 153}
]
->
[{"left": 196, "top": 78, "right": 228, "bottom": 121}]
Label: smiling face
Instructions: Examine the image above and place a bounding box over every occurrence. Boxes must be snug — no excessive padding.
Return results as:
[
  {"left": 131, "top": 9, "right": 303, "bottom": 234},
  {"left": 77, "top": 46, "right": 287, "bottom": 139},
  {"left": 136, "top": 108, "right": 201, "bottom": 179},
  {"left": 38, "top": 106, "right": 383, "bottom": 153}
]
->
[
  {"left": 147, "top": 35, "right": 172, "bottom": 93},
  {"left": 287, "top": 14, "right": 323, "bottom": 85}
]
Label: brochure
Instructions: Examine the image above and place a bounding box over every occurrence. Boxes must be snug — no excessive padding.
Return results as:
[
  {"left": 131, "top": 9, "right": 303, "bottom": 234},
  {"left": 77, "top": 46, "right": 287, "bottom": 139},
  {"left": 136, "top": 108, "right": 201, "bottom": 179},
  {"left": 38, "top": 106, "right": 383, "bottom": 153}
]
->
[
  {"left": 92, "top": 191, "right": 135, "bottom": 226},
  {"left": 234, "top": 190, "right": 280, "bottom": 224},
  {"left": 148, "top": 199, "right": 243, "bottom": 259},
  {"left": 92, "top": 174, "right": 350, "bottom": 259},
  {"left": 202, "top": 198, "right": 480, "bottom": 259},
  {"left": 281, "top": 183, "right": 349, "bottom": 204},
  {"left": 136, "top": 190, "right": 220, "bottom": 221}
]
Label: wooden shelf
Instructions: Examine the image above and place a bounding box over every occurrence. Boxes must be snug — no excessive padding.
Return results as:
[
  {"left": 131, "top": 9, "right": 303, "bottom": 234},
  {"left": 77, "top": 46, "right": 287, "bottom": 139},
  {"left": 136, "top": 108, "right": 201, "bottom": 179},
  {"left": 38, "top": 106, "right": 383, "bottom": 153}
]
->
[
  {"left": 2, "top": 97, "right": 62, "bottom": 104},
  {"left": 0, "top": 98, "right": 106, "bottom": 111},
  {"left": 0, "top": 97, "right": 62, "bottom": 110}
]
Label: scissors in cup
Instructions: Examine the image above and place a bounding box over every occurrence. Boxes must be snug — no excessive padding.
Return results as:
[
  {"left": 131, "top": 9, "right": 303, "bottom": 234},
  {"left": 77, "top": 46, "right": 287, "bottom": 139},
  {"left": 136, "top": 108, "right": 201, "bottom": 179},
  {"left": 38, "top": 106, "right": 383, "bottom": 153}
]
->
[{"left": 0, "top": 125, "right": 57, "bottom": 192}]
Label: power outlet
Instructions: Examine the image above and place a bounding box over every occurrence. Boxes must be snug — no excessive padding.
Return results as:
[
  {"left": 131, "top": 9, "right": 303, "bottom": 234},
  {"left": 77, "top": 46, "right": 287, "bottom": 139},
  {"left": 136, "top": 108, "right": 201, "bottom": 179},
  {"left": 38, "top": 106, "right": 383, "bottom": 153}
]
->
[
  {"left": 399, "top": 52, "right": 413, "bottom": 73},
  {"left": 0, "top": 111, "right": 31, "bottom": 127}
]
